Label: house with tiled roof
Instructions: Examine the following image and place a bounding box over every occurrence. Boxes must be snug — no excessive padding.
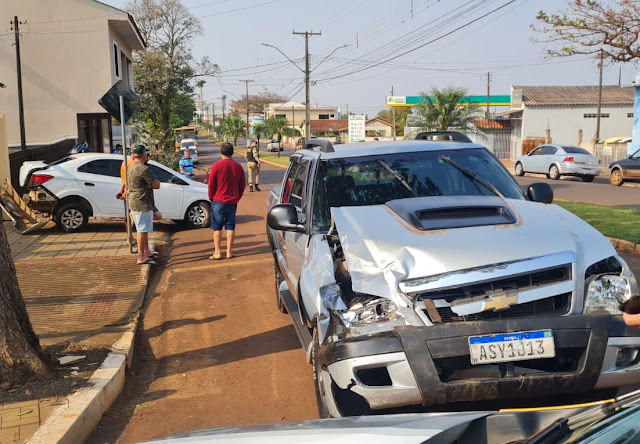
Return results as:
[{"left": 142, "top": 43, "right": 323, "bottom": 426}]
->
[
  {"left": 307, "top": 116, "right": 395, "bottom": 141},
  {"left": 503, "top": 85, "right": 635, "bottom": 158}
]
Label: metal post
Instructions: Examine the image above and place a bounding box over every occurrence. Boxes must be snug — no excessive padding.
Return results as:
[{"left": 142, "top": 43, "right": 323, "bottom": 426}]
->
[
  {"left": 391, "top": 86, "right": 396, "bottom": 140},
  {"left": 595, "top": 48, "right": 604, "bottom": 141},
  {"left": 13, "top": 17, "right": 26, "bottom": 151},
  {"left": 119, "top": 95, "right": 133, "bottom": 253},
  {"left": 486, "top": 72, "right": 491, "bottom": 120},
  {"left": 239, "top": 79, "right": 253, "bottom": 145}
]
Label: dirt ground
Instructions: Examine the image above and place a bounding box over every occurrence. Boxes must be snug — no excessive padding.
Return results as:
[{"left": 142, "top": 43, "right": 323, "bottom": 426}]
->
[
  {"left": 87, "top": 148, "right": 318, "bottom": 443},
  {"left": 0, "top": 345, "right": 109, "bottom": 404}
]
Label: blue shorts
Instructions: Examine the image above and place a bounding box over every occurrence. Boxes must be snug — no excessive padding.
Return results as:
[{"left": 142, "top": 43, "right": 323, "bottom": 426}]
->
[
  {"left": 131, "top": 210, "right": 153, "bottom": 233},
  {"left": 210, "top": 201, "right": 238, "bottom": 231}
]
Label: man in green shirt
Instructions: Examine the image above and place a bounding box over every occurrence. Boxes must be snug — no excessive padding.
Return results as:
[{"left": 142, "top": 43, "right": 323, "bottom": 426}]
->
[{"left": 127, "top": 144, "right": 160, "bottom": 264}]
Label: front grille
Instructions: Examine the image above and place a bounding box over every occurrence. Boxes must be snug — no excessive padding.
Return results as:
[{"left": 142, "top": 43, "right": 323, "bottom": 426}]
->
[
  {"left": 430, "top": 293, "right": 571, "bottom": 323},
  {"left": 416, "top": 264, "right": 572, "bottom": 323}
]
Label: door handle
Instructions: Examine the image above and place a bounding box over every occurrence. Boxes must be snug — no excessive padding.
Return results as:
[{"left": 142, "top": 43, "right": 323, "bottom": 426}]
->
[{"left": 84, "top": 182, "right": 95, "bottom": 186}]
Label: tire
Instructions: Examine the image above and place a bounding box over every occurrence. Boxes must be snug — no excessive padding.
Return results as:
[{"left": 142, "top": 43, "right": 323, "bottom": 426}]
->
[
  {"left": 610, "top": 169, "right": 624, "bottom": 186},
  {"left": 274, "top": 262, "right": 287, "bottom": 313},
  {"left": 184, "top": 201, "right": 210, "bottom": 228},
  {"left": 581, "top": 175, "right": 595, "bottom": 183},
  {"left": 549, "top": 164, "right": 561, "bottom": 180},
  {"left": 514, "top": 162, "right": 525, "bottom": 176},
  {"left": 55, "top": 202, "right": 89, "bottom": 233}
]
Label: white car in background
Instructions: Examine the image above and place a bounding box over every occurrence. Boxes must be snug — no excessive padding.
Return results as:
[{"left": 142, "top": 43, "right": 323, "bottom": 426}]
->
[{"left": 19, "top": 153, "right": 210, "bottom": 233}]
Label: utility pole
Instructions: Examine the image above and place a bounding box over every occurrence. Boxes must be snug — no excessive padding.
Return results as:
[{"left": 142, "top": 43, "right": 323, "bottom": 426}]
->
[
  {"left": 293, "top": 30, "right": 321, "bottom": 141},
  {"left": 486, "top": 72, "right": 491, "bottom": 120},
  {"left": 219, "top": 95, "right": 226, "bottom": 120},
  {"left": 211, "top": 102, "right": 215, "bottom": 131},
  {"left": 12, "top": 16, "right": 26, "bottom": 150},
  {"left": 595, "top": 48, "right": 604, "bottom": 141},
  {"left": 292, "top": 105, "right": 295, "bottom": 139},
  {"left": 239, "top": 80, "right": 254, "bottom": 144},
  {"left": 391, "top": 86, "right": 396, "bottom": 140}
]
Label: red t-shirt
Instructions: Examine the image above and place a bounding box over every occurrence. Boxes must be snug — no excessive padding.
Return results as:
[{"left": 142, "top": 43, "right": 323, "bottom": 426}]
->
[{"left": 208, "top": 158, "right": 246, "bottom": 204}]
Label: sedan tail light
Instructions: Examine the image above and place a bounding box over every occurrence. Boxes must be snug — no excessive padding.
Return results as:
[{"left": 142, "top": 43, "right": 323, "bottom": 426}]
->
[
  {"left": 563, "top": 156, "right": 574, "bottom": 163},
  {"left": 29, "top": 174, "right": 54, "bottom": 185}
]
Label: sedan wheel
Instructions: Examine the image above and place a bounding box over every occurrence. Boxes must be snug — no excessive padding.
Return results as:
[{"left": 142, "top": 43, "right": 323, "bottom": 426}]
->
[
  {"left": 185, "top": 202, "right": 210, "bottom": 228},
  {"left": 515, "top": 162, "right": 525, "bottom": 176},
  {"left": 549, "top": 165, "right": 561, "bottom": 180},
  {"left": 55, "top": 203, "right": 89, "bottom": 233},
  {"left": 610, "top": 169, "right": 624, "bottom": 186}
]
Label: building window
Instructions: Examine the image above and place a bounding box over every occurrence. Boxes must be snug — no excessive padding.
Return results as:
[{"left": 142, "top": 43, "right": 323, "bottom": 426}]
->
[
  {"left": 629, "top": 113, "right": 634, "bottom": 118},
  {"left": 319, "top": 114, "right": 330, "bottom": 119},
  {"left": 583, "top": 113, "right": 609, "bottom": 118},
  {"left": 113, "top": 43, "right": 120, "bottom": 79},
  {"left": 275, "top": 114, "right": 286, "bottom": 119},
  {"left": 330, "top": 114, "right": 335, "bottom": 118}
]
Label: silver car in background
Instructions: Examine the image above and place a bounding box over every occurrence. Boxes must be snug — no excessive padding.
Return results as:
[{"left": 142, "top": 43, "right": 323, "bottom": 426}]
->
[{"left": 515, "top": 144, "right": 602, "bottom": 182}]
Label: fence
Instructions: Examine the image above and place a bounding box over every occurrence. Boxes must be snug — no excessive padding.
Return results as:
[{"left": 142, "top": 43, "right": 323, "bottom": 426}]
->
[
  {"left": 9, "top": 138, "right": 76, "bottom": 193},
  {"left": 593, "top": 142, "right": 632, "bottom": 169},
  {"left": 470, "top": 130, "right": 512, "bottom": 159}
]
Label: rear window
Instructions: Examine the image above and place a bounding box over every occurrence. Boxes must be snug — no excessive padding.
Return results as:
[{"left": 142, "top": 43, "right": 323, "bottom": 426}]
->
[{"left": 562, "top": 146, "right": 590, "bottom": 155}]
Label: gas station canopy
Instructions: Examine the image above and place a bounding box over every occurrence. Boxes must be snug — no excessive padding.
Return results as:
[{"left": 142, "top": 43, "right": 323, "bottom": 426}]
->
[{"left": 386, "top": 95, "right": 511, "bottom": 107}]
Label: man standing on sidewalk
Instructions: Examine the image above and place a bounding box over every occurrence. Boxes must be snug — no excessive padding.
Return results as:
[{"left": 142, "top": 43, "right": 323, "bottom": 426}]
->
[
  {"left": 246, "top": 139, "right": 261, "bottom": 192},
  {"left": 128, "top": 145, "right": 160, "bottom": 265},
  {"left": 208, "top": 142, "right": 246, "bottom": 260}
]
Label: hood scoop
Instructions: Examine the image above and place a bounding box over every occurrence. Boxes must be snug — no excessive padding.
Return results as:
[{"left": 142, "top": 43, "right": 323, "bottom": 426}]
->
[{"left": 385, "top": 196, "right": 517, "bottom": 231}]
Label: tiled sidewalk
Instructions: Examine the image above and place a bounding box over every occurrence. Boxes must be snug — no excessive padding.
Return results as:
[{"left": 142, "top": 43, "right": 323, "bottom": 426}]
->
[{"left": 0, "top": 398, "right": 64, "bottom": 443}]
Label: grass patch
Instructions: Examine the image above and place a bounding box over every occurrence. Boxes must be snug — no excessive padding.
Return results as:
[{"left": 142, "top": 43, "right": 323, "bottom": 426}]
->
[
  {"left": 259, "top": 152, "right": 291, "bottom": 167},
  {"left": 556, "top": 200, "right": 640, "bottom": 244}
]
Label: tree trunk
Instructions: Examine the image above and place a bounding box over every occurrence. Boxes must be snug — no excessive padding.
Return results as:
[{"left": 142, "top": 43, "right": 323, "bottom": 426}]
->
[{"left": 0, "top": 222, "right": 55, "bottom": 386}]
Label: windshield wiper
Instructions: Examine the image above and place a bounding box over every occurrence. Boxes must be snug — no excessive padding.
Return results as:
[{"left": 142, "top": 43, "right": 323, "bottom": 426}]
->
[
  {"left": 440, "top": 155, "right": 504, "bottom": 198},
  {"left": 377, "top": 160, "right": 417, "bottom": 197}
]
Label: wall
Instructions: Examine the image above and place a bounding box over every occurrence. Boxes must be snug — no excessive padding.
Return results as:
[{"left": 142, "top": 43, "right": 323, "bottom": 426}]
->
[
  {"left": 0, "top": 0, "right": 132, "bottom": 146},
  {"left": 365, "top": 121, "right": 392, "bottom": 137},
  {"left": 0, "top": 115, "right": 8, "bottom": 186},
  {"left": 522, "top": 105, "right": 634, "bottom": 146}
]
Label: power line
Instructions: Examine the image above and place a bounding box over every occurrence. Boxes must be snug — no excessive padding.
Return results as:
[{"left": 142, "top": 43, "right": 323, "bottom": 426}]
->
[{"left": 199, "top": 0, "right": 279, "bottom": 18}]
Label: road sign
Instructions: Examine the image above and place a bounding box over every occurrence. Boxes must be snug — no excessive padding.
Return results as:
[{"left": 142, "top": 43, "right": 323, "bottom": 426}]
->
[
  {"left": 98, "top": 80, "right": 141, "bottom": 123},
  {"left": 348, "top": 114, "right": 365, "bottom": 143}
]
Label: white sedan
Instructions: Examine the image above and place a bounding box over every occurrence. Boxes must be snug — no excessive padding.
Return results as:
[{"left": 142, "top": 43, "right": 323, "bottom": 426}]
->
[{"left": 19, "top": 153, "right": 211, "bottom": 232}]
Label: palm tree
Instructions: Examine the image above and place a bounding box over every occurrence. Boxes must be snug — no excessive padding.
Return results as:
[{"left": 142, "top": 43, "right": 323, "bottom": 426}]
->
[
  {"left": 413, "top": 86, "right": 480, "bottom": 132},
  {"left": 219, "top": 116, "right": 245, "bottom": 146},
  {"left": 265, "top": 117, "right": 289, "bottom": 149},
  {"left": 253, "top": 122, "right": 266, "bottom": 146}
]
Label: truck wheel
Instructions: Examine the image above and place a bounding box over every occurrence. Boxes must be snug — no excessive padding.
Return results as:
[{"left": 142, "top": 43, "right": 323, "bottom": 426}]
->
[
  {"left": 55, "top": 202, "right": 89, "bottom": 233},
  {"left": 274, "top": 263, "right": 287, "bottom": 313},
  {"left": 312, "top": 329, "right": 340, "bottom": 418}
]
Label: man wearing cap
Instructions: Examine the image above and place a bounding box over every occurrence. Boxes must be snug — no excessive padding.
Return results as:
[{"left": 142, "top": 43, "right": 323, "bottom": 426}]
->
[{"left": 127, "top": 145, "right": 160, "bottom": 265}]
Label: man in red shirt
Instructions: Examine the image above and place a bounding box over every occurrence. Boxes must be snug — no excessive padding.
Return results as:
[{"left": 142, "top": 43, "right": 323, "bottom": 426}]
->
[{"left": 208, "top": 142, "right": 246, "bottom": 260}]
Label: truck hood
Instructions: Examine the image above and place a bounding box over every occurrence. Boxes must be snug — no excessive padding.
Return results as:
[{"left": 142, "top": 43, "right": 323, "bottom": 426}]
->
[{"left": 331, "top": 197, "right": 616, "bottom": 300}]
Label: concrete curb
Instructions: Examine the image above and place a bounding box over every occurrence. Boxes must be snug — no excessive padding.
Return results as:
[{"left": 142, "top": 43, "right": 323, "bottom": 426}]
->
[
  {"left": 26, "top": 262, "right": 150, "bottom": 444},
  {"left": 608, "top": 237, "right": 640, "bottom": 255}
]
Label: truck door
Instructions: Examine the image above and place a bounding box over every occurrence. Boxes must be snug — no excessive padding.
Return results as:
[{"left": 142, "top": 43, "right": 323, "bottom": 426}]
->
[{"left": 281, "top": 158, "right": 311, "bottom": 302}]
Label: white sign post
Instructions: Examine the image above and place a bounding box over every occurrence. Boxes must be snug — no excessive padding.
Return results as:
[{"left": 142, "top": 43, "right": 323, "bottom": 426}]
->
[{"left": 348, "top": 114, "right": 366, "bottom": 143}]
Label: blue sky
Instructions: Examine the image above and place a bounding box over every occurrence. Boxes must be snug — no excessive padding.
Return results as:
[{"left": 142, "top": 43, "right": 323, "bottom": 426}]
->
[{"left": 104, "top": 0, "right": 639, "bottom": 116}]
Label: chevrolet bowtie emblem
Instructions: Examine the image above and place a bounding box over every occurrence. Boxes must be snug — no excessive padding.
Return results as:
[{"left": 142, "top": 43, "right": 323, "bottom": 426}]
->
[{"left": 482, "top": 293, "right": 517, "bottom": 311}]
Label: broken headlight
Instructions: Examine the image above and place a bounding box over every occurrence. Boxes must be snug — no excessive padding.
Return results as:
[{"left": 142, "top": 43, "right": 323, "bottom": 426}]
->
[
  {"left": 340, "top": 297, "right": 400, "bottom": 325},
  {"left": 584, "top": 257, "right": 638, "bottom": 315}
]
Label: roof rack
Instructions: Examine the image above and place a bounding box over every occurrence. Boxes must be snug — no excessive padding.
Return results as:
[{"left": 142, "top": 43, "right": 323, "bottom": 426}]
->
[
  {"left": 303, "top": 138, "right": 334, "bottom": 153},
  {"left": 415, "top": 131, "right": 472, "bottom": 143}
]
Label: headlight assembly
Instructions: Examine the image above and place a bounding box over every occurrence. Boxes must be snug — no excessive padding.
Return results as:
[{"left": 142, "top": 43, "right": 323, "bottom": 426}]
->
[
  {"left": 584, "top": 256, "right": 638, "bottom": 315},
  {"left": 340, "top": 298, "right": 400, "bottom": 326}
]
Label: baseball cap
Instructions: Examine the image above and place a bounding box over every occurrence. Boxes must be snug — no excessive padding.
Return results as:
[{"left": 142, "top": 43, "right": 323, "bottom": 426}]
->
[{"left": 132, "top": 144, "right": 149, "bottom": 155}]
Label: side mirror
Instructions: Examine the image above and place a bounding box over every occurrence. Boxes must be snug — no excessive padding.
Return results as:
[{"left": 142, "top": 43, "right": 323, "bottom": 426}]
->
[
  {"left": 526, "top": 182, "right": 553, "bottom": 204},
  {"left": 267, "top": 204, "right": 305, "bottom": 232}
]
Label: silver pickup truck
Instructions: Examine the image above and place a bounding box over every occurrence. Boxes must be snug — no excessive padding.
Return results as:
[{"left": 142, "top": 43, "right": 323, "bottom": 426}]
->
[{"left": 266, "top": 137, "right": 640, "bottom": 418}]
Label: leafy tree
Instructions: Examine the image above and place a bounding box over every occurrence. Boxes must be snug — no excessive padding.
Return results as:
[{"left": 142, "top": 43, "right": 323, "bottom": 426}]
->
[
  {"left": 0, "top": 223, "right": 55, "bottom": 387},
  {"left": 265, "top": 117, "right": 289, "bottom": 145},
  {"left": 413, "top": 87, "right": 481, "bottom": 132},
  {"left": 126, "top": 0, "right": 218, "bottom": 155},
  {"left": 377, "top": 106, "right": 412, "bottom": 136},
  {"left": 219, "top": 116, "right": 245, "bottom": 146},
  {"left": 230, "top": 91, "right": 288, "bottom": 116},
  {"left": 253, "top": 122, "right": 266, "bottom": 145},
  {"left": 535, "top": 1, "right": 640, "bottom": 63}
]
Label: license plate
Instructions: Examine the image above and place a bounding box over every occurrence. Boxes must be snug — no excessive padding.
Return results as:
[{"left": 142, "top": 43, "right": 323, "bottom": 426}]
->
[{"left": 468, "top": 330, "right": 555, "bottom": 365}]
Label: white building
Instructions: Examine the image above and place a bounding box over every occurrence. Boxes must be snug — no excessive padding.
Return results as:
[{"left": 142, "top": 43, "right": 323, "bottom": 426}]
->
[{"left": 505, "top": 85, "right": 635, "bottom": 158}]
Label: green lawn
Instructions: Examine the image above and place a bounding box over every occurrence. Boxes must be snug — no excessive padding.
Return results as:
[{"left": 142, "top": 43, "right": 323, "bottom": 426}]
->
[
  {"left": 556, "top": 200, "right": 640, "bottom": 244},
  {"left": 259, "top": 152, "right": 291, "bottom": 167}
]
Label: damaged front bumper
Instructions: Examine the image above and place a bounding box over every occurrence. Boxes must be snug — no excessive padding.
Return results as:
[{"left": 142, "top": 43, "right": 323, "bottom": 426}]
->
[{"left": 317, "top": 314, "right": 640, "bottom": 410}]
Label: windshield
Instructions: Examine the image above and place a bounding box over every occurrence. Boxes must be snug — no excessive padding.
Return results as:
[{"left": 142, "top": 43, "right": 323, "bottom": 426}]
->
[{"left": 312, "top": 148, "right": 524, "bottom": 230}]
